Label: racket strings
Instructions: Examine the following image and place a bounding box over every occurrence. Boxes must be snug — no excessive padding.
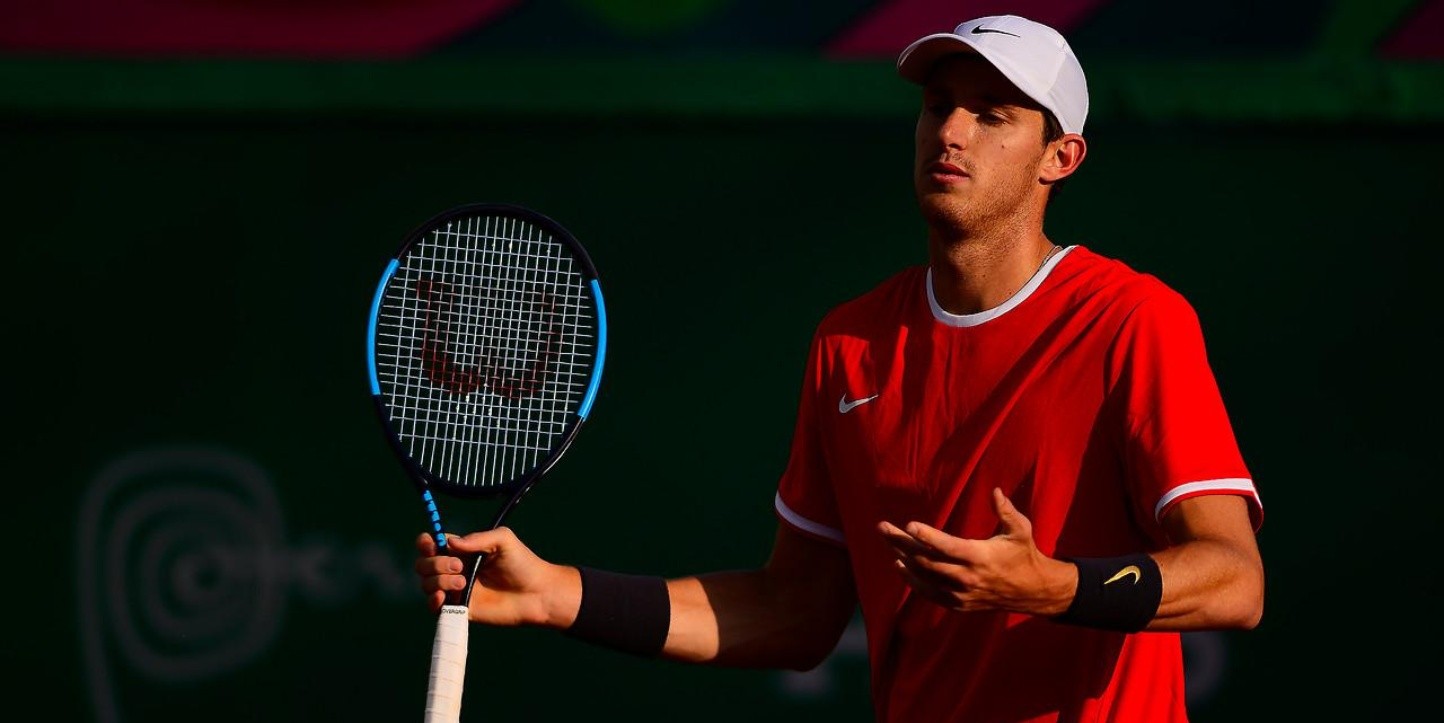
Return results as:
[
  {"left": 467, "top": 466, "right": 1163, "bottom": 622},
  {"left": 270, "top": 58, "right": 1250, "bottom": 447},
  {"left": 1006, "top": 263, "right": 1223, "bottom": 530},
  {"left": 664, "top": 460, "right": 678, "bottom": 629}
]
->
[{"left": 376, "top": 214, "right": 595, "bottom": 490}]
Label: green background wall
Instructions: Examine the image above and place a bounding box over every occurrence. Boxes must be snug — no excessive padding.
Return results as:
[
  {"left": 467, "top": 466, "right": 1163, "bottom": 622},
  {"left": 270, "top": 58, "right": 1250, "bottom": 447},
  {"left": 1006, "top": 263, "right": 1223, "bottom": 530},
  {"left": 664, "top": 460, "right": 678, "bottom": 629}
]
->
[{"left": 8, "top": 112, "right": 1438, "bottom": 721}]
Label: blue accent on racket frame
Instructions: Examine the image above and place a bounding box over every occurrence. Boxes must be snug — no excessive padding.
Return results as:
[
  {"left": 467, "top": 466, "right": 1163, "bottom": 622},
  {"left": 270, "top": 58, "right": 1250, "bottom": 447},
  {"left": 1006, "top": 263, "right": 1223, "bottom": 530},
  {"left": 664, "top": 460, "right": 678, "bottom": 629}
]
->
[
  {"left": 422, "top": 490, "right": 446, "bottom": 546},
  {"left": 580, "top": 279, "right": 608, "bottom": 419},
  {"left": 367, "top": 259, "right": 400, "bottom": 396}
]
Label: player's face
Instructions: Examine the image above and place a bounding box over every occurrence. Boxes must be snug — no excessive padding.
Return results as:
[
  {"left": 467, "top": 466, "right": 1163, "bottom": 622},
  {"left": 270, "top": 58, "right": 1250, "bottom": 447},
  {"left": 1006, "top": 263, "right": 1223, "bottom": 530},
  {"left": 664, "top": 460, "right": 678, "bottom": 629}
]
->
[{"left": 914, "top": 54, "right": 1051, "bottom": 232}]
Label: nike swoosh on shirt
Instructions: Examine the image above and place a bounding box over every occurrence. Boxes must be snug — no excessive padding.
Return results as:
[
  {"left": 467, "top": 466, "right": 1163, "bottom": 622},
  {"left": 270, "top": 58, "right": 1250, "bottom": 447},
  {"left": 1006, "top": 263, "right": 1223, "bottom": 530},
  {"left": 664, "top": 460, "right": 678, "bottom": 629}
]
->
[{"left": 838, "top": 393, "right": 879, "bottom": 414}]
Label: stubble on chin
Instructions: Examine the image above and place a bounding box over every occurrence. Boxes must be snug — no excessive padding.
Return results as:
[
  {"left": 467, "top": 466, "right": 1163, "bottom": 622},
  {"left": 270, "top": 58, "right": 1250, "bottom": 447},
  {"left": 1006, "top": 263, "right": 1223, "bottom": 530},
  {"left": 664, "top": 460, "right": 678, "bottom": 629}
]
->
[{"left": 916, "top": 191, "right": 975, "bottom": 237}]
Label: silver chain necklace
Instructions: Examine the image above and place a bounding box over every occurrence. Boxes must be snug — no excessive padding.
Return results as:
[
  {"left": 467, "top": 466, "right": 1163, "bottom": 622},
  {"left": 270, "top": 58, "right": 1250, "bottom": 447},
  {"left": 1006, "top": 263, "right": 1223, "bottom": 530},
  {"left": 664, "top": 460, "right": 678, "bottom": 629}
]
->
[
  {"left": 1038, "top": 243, "right": 1061, "bottom": 273},
  {"left": 1023, "top": 243, "right": 1061, "bottom": 286}
]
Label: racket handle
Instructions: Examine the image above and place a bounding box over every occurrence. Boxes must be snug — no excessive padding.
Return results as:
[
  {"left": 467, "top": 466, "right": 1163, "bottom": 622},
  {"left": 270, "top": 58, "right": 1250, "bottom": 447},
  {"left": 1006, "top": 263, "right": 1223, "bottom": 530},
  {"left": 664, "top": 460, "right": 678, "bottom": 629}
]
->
[{"left": 424, "top": 605, "right": 470, "bottom": 723}]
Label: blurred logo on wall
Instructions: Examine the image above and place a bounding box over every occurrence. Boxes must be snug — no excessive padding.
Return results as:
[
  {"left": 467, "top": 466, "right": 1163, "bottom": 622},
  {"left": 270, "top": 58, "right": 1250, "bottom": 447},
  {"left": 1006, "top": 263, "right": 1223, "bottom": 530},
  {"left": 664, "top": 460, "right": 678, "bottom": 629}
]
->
[{"left": 77, "top": 446, "right": 413, "bottom": 723}]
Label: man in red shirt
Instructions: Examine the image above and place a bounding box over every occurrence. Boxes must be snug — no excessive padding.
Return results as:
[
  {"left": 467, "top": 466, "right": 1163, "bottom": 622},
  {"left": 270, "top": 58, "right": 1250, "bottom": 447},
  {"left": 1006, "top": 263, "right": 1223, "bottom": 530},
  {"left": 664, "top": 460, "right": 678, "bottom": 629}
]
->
[{"left": 415, "top": 14, "right": 1264, "bottom": 722}]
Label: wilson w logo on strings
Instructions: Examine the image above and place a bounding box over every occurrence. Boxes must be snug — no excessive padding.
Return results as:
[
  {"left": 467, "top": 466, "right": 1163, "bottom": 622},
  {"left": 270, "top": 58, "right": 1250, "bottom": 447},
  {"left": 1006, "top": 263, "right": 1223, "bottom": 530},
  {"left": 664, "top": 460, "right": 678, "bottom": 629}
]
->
[{"left": 414, "top": 276, "right": 561, "bottom": 400}]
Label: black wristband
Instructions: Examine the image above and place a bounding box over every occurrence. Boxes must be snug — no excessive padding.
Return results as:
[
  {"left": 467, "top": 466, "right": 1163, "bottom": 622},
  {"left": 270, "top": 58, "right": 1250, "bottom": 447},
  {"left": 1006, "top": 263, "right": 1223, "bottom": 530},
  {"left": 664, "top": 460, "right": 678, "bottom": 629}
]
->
[
  {"left": 1054, "top": 554, "right": 1162, "bottom": 633},
  {"left": 563, "top": 567, "right": 671, "bottom": 657}
]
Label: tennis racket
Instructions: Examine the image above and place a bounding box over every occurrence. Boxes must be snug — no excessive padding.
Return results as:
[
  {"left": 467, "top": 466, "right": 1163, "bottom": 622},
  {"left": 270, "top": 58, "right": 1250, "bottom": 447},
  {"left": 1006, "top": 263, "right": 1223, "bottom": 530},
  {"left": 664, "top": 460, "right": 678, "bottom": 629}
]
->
[{"left": 365, "top": 203, "right": 608, "bottom": 723}]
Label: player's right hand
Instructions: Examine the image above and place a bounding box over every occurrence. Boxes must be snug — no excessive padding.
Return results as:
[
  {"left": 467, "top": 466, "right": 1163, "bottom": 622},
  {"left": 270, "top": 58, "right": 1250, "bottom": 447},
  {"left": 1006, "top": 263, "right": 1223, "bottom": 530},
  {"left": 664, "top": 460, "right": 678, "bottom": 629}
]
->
[{"left": 414, "top": 528, "right": 582, "bottom": 628}]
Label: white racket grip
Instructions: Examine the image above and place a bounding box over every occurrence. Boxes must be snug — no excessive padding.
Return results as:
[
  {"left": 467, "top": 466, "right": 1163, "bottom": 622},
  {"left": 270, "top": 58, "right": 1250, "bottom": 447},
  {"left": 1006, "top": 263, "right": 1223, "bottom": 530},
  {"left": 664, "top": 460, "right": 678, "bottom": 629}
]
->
[{"left": 424, "top": 605, "right": 471, "bottom": 723}]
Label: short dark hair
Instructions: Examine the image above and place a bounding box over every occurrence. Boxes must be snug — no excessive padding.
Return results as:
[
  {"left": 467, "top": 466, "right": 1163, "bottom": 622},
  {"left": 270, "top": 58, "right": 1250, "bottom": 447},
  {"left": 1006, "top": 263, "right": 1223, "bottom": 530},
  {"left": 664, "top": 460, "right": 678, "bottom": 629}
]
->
[{"left": 1042, "top": 109, "right": 1067, "bottom": 204}]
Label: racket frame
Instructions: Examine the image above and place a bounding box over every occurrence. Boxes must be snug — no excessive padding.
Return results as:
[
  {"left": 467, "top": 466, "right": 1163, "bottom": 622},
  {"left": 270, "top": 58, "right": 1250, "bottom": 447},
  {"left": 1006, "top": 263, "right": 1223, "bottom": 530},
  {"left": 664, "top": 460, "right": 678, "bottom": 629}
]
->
[
  {"left": 369, "top": 202, "right": 607, "bottom": 723},
  {"left": 366, "top": 202, "right": 608, "bottom": 595}
]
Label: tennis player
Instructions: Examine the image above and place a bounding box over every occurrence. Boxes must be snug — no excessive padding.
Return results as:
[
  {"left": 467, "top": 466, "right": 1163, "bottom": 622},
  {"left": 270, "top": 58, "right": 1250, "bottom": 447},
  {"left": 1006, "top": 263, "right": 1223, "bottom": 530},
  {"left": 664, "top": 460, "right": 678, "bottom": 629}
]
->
[{"left": 415, "top": 14, "right": 1264, "bottom": 722}]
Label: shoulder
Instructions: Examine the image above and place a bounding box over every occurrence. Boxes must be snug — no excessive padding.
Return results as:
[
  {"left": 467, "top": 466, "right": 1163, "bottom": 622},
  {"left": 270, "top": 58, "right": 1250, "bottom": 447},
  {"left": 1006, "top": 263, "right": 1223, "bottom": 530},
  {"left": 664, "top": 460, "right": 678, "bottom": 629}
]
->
[{"left": 1060, "top": 246, "right": 1197, "bottom": 323}]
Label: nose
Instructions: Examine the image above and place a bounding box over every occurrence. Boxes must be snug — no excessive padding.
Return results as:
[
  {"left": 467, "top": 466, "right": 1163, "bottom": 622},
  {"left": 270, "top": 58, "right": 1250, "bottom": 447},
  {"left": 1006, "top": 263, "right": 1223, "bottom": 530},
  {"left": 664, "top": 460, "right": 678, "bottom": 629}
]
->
[{"left": 937, "top": 109, "right": 973, "bottom": 150}]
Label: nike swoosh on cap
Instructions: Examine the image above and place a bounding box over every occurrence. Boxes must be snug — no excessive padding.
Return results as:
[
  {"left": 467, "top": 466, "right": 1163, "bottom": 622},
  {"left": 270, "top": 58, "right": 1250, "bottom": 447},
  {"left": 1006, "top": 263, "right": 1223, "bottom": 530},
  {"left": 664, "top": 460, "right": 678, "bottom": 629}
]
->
[{"left": 970, "top": 26, "right": 1020, "bottom": 37}]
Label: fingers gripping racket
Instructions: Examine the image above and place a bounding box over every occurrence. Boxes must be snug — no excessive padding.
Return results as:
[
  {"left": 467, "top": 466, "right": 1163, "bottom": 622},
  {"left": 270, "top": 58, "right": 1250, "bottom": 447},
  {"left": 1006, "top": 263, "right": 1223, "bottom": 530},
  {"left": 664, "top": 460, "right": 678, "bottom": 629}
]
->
[{"left": 365, "top": 203, "right": 607, "bottom": 723}]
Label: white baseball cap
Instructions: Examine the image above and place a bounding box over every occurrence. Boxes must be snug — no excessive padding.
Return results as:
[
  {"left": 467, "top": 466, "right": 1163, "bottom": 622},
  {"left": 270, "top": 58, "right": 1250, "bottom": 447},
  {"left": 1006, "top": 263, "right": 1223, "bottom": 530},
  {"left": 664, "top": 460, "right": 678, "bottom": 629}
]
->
[{"left": 896, "top": 14, "right": 1089, "bottom": 135}]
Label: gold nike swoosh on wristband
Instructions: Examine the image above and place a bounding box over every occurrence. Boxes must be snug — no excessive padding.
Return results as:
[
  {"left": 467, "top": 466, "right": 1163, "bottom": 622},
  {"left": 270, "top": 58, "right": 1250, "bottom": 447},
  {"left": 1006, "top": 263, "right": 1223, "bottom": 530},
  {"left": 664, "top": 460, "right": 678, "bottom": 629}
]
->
[{"left": 1104, "top": 565, "right": 1142, "bottom": 585}]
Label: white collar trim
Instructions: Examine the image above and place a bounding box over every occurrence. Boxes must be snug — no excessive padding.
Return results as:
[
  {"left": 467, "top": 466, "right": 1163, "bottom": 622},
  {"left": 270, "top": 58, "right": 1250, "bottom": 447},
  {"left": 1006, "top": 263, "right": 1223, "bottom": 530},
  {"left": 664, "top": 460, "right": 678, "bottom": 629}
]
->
[{"left": 927, "top": 246, "right": 1075, "bottom": 327}]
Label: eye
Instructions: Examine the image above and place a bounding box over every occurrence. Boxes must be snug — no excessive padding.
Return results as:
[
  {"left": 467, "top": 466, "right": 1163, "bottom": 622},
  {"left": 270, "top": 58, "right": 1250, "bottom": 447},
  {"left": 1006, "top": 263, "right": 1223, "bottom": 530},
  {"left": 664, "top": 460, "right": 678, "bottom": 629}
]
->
[{"left": 978, "top": 111, "right": 1004, "bottom": 125}]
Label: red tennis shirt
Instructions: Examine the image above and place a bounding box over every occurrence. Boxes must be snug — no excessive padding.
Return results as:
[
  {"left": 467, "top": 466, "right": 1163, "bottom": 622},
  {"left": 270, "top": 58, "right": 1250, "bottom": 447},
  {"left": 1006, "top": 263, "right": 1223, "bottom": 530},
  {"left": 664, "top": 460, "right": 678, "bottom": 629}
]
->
[{"left": 774, "top": 246, "right": 1261, "bottom": 723}]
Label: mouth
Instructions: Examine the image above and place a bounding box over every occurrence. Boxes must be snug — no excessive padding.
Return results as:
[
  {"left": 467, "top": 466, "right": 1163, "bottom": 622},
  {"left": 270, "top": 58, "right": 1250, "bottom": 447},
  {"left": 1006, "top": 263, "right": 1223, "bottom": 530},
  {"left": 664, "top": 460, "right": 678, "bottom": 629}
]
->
[{"left": 925, "top": 161, "right": 969, "bottom": 184}]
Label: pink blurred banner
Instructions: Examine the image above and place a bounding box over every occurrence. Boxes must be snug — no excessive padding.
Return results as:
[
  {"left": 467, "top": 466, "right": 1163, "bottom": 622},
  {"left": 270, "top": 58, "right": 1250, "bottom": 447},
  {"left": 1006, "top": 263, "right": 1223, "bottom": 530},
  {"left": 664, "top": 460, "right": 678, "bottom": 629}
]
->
[
  {"left": 827, "top": 0, "right": 1108, "bottom": 57},
  {"left": 0, "top": 0, "right": 522, "bottom": 58}
]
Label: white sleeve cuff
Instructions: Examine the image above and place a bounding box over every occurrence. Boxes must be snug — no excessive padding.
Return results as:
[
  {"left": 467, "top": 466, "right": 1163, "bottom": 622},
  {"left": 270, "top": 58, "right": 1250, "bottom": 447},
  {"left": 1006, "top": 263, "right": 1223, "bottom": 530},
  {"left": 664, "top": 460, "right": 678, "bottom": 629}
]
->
[
  {"left": 1154, "top": 478, "right": 1261, "bottom": 523},
  {"left": 774, "top": 493, "right": 846, "bottom": 545}
]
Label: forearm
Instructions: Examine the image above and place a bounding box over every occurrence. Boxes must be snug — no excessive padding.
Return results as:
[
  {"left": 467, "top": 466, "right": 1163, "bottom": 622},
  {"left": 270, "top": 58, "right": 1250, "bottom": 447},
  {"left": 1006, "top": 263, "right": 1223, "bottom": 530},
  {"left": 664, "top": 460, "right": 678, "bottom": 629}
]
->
[
  {"left": 429, "top": 527, "right": 857, "bottom": 665},
  {"left": 880, "top": 493, "right": 1263, "bottom": 633},
  {"left": 1145, "top": 538, "right": 1264, "bottom": 631},
  {"left": 664, "top": 569, "right": 851, "bottom": 670},
  {"left": 539, "top": 527, "right": 855, "bottom": 669}
]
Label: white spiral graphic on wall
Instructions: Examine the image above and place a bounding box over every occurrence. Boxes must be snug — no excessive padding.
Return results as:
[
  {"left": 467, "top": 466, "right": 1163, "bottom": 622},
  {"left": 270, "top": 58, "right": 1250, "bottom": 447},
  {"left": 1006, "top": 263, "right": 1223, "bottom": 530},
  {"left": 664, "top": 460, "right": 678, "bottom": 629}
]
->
[{"left": 78, "top": 447, "right": 287, "bottom": 723}]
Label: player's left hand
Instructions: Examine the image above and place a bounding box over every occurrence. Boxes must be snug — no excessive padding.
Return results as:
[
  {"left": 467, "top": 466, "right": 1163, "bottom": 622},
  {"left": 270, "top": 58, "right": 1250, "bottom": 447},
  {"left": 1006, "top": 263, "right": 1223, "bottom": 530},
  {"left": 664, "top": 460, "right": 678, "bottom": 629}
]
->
[{"left": 879, "top": 487, "right": 1075, "bottom": 616}]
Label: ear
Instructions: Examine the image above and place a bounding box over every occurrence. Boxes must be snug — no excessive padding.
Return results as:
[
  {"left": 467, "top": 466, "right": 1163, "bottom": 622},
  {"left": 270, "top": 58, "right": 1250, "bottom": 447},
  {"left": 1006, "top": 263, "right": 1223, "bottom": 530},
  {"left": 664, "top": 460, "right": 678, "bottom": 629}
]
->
[{"left": 1040, "top": 133, "right": 1087, "bottom": 184}]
